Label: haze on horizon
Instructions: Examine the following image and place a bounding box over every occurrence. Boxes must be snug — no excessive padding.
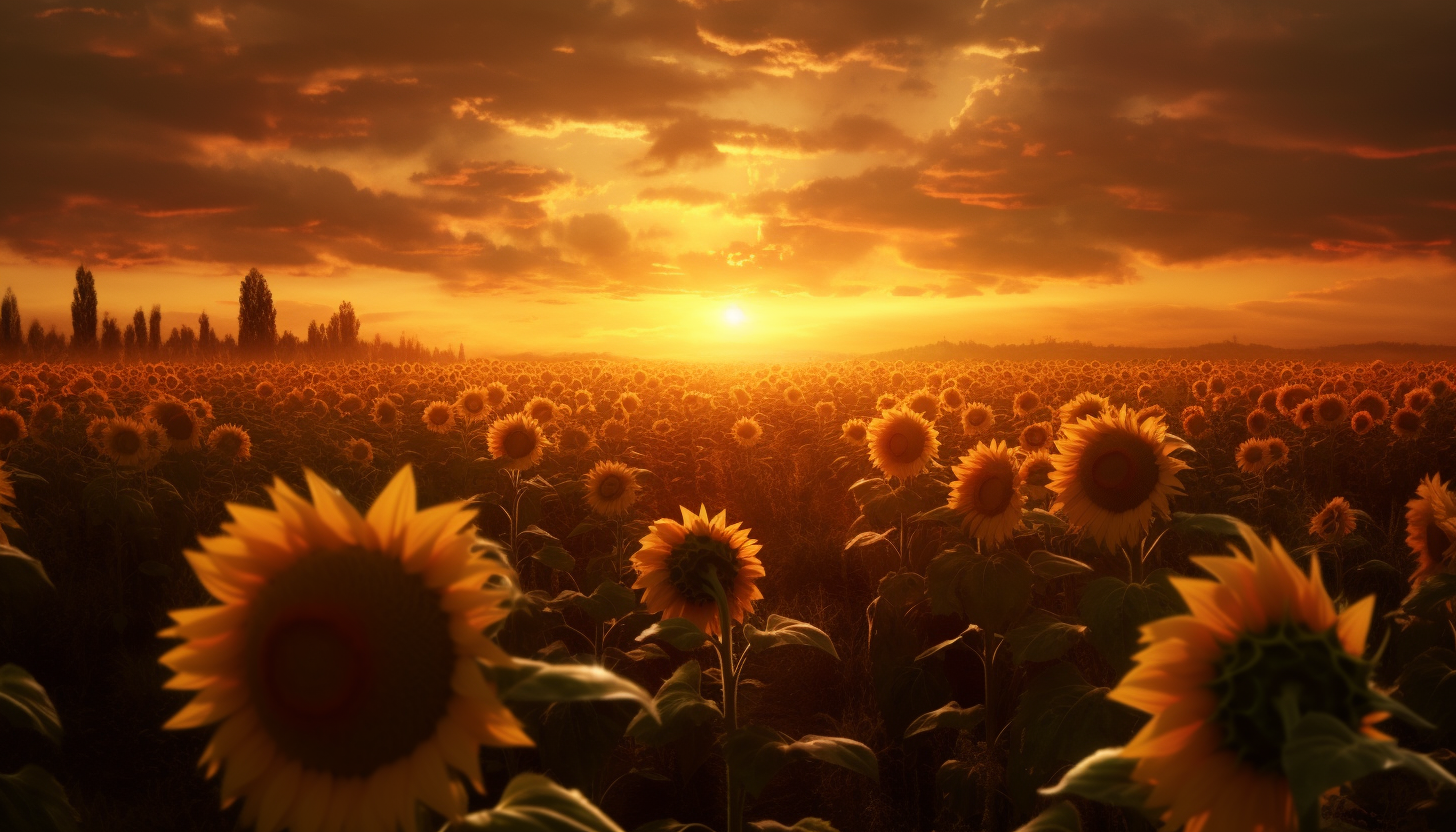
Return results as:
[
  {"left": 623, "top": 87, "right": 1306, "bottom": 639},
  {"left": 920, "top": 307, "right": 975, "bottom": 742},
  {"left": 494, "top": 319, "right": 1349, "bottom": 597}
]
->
[{"left": 2, "top": 0, "right": 1453, "bottom": 360}]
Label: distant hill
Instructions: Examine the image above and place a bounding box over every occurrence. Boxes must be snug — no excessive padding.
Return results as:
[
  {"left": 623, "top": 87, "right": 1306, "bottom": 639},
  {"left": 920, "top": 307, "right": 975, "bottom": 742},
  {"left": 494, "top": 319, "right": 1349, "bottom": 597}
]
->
[{"left": 868, "top": 339, "right": 1456, "bottom": 363}]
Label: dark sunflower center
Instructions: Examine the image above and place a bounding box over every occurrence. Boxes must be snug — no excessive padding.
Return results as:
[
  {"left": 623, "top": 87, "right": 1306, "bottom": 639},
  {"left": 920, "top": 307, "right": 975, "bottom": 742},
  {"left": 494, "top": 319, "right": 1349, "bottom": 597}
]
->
[
  {"left": 1080, "top": 433, "right": 1160, "bottom": 513},
  {"left": 216, "top": 434, "right": 242, "bottom": 455},
  {"left": 977, "top": 473, "right": 1012, "bottom": 515},
  {"left": 112, "top": 429, "right": 142, "bottom": 456},
  {"left": 463, "top": 394, "right": 484, "bottom": 413},
  {"left": 887, "top": 428, "right": 924, "bottom": 463},
  {"left": 968, "top": 411, "right": 986, "bottom": 426},
  {"left": 666, "top": 534, "right": 740, "bottom": 606},
  {"left": 244, "top": 548, "right": 456, "bottom": 777},
  {"left": 1024, "top": 427, "right": 1046, "bottom": 447},
  {"left": 428, "top": 407, "right": 449, "bottom": 425},
  {"left": 1209, "top": 620, "right": 1372, "bottom": 772},
  {"left": 532, "top": 403, "right": 553, "bottom": 420},
  {"left": 164, "top": 411, "right": 195, "bottom": 441},
  {"left": 597, "top": 474, "right": 624, "bottom": 499},
  {"left": 352, "top": 444, "right": 370, "bottom": 460},
  {"left": 504, "top": 427, "right": 535, "bottom": 458},
  {"left": 1244, "top": 446, "right": 1264, "bottom": 463},
  {"left": 738, "top": 424, "right": 756, "bottom": 438}
]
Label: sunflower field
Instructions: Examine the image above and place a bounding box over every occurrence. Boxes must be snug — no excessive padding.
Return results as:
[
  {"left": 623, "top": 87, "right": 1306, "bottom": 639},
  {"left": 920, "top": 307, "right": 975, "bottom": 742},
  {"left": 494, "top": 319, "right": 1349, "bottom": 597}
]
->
[{"left": 1, "top": 357, "right": 1455, "bottom": 832}]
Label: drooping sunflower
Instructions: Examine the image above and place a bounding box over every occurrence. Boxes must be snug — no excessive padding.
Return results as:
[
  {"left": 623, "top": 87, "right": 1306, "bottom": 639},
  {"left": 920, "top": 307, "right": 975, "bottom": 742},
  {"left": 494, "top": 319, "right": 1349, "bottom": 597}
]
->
[
  {"left": 1390, "top": 406, "right": 1423, "bottom": 438},
  {"left": 1048, "top": 405, "right": 1192, "bottom": 550},
  {"left": 1309, "top": 496, "right": 1357, "bottom": 542},
  {"left": 372, "top": 397, "right": 400, "bottom": 429},
  {"left": 422, "top": 401, "right": 455, "bottom": 433},
  {"left": 601, "top": 418, "right": 629, "bottom": 443},
  {"left": 1406, "top": 474, "right": 1456, "bottom": 585},
  {"left": 731, "top": 416, "right": 762, "bottom": 448},
  {"left": 631, "top": 506, "right": 764, "bottom": 637},
  {"left": 1350, "top": 411, "right": 1374, "bottom": 435},
  {"left": 1245, "top": 408, "right": 1272, "bottom": 436},
  {"left": 960, "top": 403, "right": 994, "bottom": 437},
  {"left": 867, "top": 408, "right": 939, "bottom": 481},
  {"left": 454, "top": 388, "right": 491, "bottom": 423},
  {"left": 147, "top": 396, "right": 204, "bottom": 452},
  {"left": 840, "top": 419, "right": 868, "bottom": 445},
  {"left": 1264, "top": 437, "right": 1290, "bottom": 469},
  {"left": 584, "top": 461, "right": 640, "bottom": 518},
  {"left": 160, "top": 467, "right": 531, "bottom": 832},
  {"left": 0, "top": 408, "right": 26, "bottom": 448},
  {"left": 1109, "top": 528, "right": 1385, "bottom": 832},
  {"left": 208, "top": 424, "right": 252, "bottom": 463},
  {"left": 487, "top": 413, "right": 544, "bottom": 471},
  {"left": 524, "top": 396, "right": 556, "bottom": 424},
  {"left": 947, "top": 440, "right": 1025, "bottom": 545},
  {"left": 814, "top": 400, "right": 836, "bottom": 420},
  {"left": 484, "top": 382, "right": 511, "bottom": 410}
]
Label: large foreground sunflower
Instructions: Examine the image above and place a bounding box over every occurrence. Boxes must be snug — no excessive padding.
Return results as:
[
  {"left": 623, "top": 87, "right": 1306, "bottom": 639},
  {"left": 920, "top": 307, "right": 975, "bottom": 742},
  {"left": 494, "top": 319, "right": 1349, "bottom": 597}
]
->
[
  {"left": 160, "top": 467, "right": 531, "bottom": 832},
  {"left": 1109, "top": 528, "right": 1384, "bottom": 832},
  {"left": 631, "top": 506, "right": 764, "bottom": 637},
  {"left": 947, "top": 440, "right": 1025, "bottom": 545},
  {"left": 1406, "top": 473, "right": 1456, "bottom": 585},
  {"left": 1048, "top": 405, "right": 1191, "bottom": 550},
  {"left": 867, "top": 408, "right": 939, "bottom": 481}
]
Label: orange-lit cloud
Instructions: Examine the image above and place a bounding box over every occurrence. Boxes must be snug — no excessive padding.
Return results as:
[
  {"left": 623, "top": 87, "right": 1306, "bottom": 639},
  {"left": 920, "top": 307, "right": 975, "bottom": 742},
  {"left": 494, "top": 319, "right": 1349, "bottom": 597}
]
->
[{"left": 1, "top": 0, "right": 1452, "bottom": 355}]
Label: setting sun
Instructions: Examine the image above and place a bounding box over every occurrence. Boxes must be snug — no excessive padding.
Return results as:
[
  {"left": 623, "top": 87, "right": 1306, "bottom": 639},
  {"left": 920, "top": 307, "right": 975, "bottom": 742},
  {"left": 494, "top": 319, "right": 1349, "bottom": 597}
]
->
[{"left": 724, "top": 304, "right": 747, "bottom": 327}]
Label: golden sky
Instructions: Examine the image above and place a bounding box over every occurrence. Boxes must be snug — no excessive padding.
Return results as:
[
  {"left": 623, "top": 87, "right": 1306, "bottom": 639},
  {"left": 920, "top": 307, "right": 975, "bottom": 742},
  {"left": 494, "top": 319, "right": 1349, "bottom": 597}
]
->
[{"left": 2, "top": 0, "right": 1454, "bottom": 358}]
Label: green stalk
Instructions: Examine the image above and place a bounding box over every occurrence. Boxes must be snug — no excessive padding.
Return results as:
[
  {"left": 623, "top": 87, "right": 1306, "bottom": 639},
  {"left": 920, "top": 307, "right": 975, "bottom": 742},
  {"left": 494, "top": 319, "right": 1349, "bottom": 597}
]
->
[{"left": 707, "top": 571, "right": 742, "bottom": 832}]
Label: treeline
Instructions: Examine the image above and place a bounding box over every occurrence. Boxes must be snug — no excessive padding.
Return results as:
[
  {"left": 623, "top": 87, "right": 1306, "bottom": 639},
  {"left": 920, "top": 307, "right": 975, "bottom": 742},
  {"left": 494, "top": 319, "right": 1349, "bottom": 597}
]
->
[{"left": 1, "top": 266, "right": 464, "bottom": 363}]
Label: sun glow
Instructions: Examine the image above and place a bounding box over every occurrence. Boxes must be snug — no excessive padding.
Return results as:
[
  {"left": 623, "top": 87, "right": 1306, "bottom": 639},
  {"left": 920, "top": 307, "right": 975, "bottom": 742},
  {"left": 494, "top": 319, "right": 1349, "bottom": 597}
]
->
[{"left": 723, "top": 304, "right": 747, "bottom": 326}]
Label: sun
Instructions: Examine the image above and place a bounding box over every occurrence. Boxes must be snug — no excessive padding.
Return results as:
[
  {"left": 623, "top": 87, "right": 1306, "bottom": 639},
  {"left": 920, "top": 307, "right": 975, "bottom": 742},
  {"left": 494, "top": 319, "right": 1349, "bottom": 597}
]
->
[{"left": 723, "top": 304, "right": 747, "bottom": 326}]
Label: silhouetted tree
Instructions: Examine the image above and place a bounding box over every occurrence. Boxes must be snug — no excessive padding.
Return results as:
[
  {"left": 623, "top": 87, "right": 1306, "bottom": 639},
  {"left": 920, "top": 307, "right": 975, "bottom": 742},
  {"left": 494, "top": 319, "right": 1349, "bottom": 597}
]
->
[
  {"left": 100, "top": 314, "right": 122, "bottom": 357},
  {"left": 0, "top": 289, "right": 20, "bottom": 356},
  {"left": 238, "top": 268, "right": 277, "bottom": 355},
  {"left": 306, "top": 320, "right": 324, "bottom": 351},
  {"left": 149, "top": 305, "right": 162, "bottom": 352},
  {"left": 124, "top": 323, "right": 137, "bottom": 354},
  {"left": 26, "top": 320, "right": 43, "bottom": 353},
  {"left": 198, "top": 311, "right": 218, "bottom": 355},
  {"left": 70, "top": 265, "right": 98, "bottom": 352},
  {"left": 326, "top": 301, "right": 360, "bottom": 353},
  {"left": 132, "top": 307, "right": 147, "bottom": 353}
]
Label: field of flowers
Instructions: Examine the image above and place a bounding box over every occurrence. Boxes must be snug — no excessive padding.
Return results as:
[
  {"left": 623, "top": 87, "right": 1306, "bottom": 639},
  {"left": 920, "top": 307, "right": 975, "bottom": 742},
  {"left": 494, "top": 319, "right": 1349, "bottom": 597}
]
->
[{"left": 1, "top": 356, "right": 1454, "bottom": 832}]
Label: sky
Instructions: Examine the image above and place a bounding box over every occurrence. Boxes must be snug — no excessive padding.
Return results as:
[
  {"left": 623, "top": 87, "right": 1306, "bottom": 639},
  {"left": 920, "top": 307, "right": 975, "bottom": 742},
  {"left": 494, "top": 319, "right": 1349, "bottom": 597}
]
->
[{"left": 1, "top": 0, "right": 1453, "bottom": 359}]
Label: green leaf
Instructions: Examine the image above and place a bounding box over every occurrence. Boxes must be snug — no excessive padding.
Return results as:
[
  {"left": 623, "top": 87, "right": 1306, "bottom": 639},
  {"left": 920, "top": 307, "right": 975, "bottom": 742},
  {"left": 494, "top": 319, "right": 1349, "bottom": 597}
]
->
[
  {"left": 1024, "top": 509, "right": 1068, "bottom": 531},
  {"left": 1392, "top": 647, "right": 1456, "bottom": 742},
  {"left": 1013, "top": 802, "right": 1081, "bottom": 832},
  {"left": 844, "top": 530, "right": 895, "bottom": 551},
  {"left": 1401, "top": 573, "right": 1456, "bottom": 620},
  {"left": 875, "top": 571, "right": 925, "bottom": 609},
  {"left": 0, "top": 765, "right": 78, "bottom": 832},
  {"left": 567, "top": 519, "right": 603, "bottom": 539},
  {"left": 0, "top": 665, "right": 62, "bottom": 745},
  {"left": 530, "top": 544, "right": 575, "bottom": 573},
  {"left": 451, "top": 772, "right": 625, "bottom": 831},
  {"left": 637, "top": 617, "right": 709, "bottom": 651},
  {"left": 927, "top": 544, "right": 1034, "bottom": 633},
  {"left": 1007, "top": 612, "right": 1086, "bottom": 665},
  {"left": 0, "top": 545, "right": 54, "bottom": 611},
  {"left": 751, "top": 819, "right": 839, "bottom": 832},
  {"left": 936, "top": 760, "right": 982, "bottom": 827},
  {"left": 743, "top": 615, "right": 839, "bottom": 660},
  {"left": 726, "top": 726, "right": 879, "bottom": 797},
  {"left": 1282, "top": 712, "right": 1456, "bottom": 828},
  {"left": 909, "top": 505, "right": 963, "bottom": 526},
  {"left": 1038, "top": 747, "right": 1152, "bottom": 810},
  {"left": 1027, "top": 550, "right": 1092, "bottom": 581},
  {"left": 903, "top": 702, "right": 984, "bottom": 739},
  {"left": 603, "top": 643, "right": 670, "bottom": 663},
  {"left": 1077, "top": 574, "right": 1181, "bottom": 674},
  {"left": 627, "top": 661, "right": 721, "bottom": 746},
  {"left": 633, "top": 821, "right": 715, "bottom": 832},
  {"left": 553, "top": 581, "right": 639, "bottom": 623},
  {"left": 497, "top": 660, "right": 658, "bottom": 723},
  {"left": 1171, "top": 512, "right": 1252, "bottom": 539}
]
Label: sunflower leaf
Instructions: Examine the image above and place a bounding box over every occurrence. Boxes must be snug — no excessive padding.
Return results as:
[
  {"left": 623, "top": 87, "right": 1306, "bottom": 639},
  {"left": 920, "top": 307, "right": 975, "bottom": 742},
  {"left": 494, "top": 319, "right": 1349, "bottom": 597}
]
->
[
  {"left": 0, "top": 545, "right": 54, "bottom": 614},
  {"left": 0, "top": 765, "right": 78, "bottom": 832},
  {"left": 1077, "top": 575, "right": 1181, "bottom": 675},
  {"left": 844, "top": 530, "right": 895, "bottom": 551},
  {"left": 1013, "top": 802, "right": 1081, "bottom": 832},
  {"left": 1027, "top": 550, "right": 1093, "bottom": 581},
  {"left": 633, "top": 821, "right": 715, "bottom": 832},
  {"left": 903, "top": 702, "right": 984, "bottom": 739},
  {"left": 530, "top": 544, "right": 575, "bottom": 572},
  {"left": 1007, "top": 612, "right": 1086, "bottom": 664},
  {"left": 726, "top": 726, "right": 879, "bottom": 798},
  {"left": 1038, "top": 746, "right": 1152, "bottom": 810},
  {"left": 743, "top": 615, "right": 839, "bottom": 660},
  {"left": 0, "top": 665, "right": 62, "bottom": 746},
  {"left": 1282, "top": 712, "right": 1456, "bottom": 829},
  {"left": 627, "top": 660, "right": 721, "bottom": 746},
  {"left": 637, "top": 617, "right": 710, "bottom": 651},
  {"left": 1400, "top": 573, "right": 1456, "bottom": 620},
  {"left": 497, "top": 660, "right": 658, "bottom": 723},
  {"left": 927, "top": 544, "right": 1034, "bottom": 633},
  {"left": 452, "top": 772, "right": 624, "bottom": 831},
  {"left": 751, "top": 819, "right": 840, "bottom": 832},
  {"left": 1170, "top": 512, "right": 1252, "bottom": 540}
]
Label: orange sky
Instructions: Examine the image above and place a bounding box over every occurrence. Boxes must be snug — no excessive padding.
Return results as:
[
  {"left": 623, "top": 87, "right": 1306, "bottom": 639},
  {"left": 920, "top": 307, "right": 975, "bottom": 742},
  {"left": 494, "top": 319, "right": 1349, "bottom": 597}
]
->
[{"left": 2, "top": 1, "right": 1453, "bottom": 358}]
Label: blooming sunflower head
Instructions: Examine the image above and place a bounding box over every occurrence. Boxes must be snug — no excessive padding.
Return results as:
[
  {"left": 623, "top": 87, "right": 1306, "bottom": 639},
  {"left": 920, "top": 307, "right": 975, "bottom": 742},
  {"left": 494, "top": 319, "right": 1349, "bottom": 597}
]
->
[
  {"left": 1407, "top": 474, "right": 1456, "bottom": 586},
  {"left": 147, "top": 396, "right": 204, "bottom": 451},
  {"left": 455, "top": 388, "right": 490, "bottom": 422},
  {"left": 867, "top": 408, "right": 939, "bottom": 481},
  {"left": 1018, "top": 421, "right": 1053, "bottom": 454},
  {"left": 731, "top": 416, "right": 762, "bottom": 448},
  {"left": 840, "top": 418, "right": 868, "bottom": 445},
  {"left": 1391, "top": 406, "right": 1423, "bottom": 438},
  {"left": 631, "top": 506, "right": 765, "bottom": 637},
  {"left": 584, "top": 460, "right": 640, "bottom": 518},
  {"left": 0, "top": 408, "right": 27, "bottom": 447},
  {"left": 1059, "top": 391, "right": 1109, "bottom": 424},
  {"left": 1246, "top": 408, "right": 1272, "bottom": 437},
  {"left": 101, "top": 416, "right": 156, "bottom": 467},
  {"left": 422, "top": 401, "right": 455, "bottom": 433},
  {"left": 960, "top": 403, "right": 994, "bottom": 436},
  {"left": 1013, "top": 390, "right": 1041, "bottom": 418},
  {"left": 487, "top": 413, "right": 545, "bottom": 471},
  {"left": 159, "top": 467, "right": 531, "bottom": 832},
  {"left": 1047, "top": 405, "right": 1192, "bottom": 551},
  {"left": 346, "top": 437, "right": 374, "bottom": 466},
  {"left": 484, "top": 382, "right": 511, "bottom": 409},
  {"left": 1234, "top": 437, "right": 1269, "bottom": 475},
  {"left": 1109, "top": 527, "right": 1385, "bottom": 832},
  {"left": 524, "top": 396, "right": 556, "bottom": 424},
  {"left": 208, "top": 424, "right": 252, "bottom": 463},
  {"left": 1312, "top": 393, "right": 1349, "bottom": 428},
  {"left": 1309, "top": 496, "right": 1358, "bottom": 542},
  {"left": 902, "top": 389, "right": 940, "bottom": 421},
  {"left": 601, "top": 417, "right": 629, "bottom": 443},
  {"left": 814, "top": 400, "right": 836, "bottom": 420},
  {"left": 1019, "top": 450, "right": 1055, "bottom": 500},
  {"left": 947, "top": 439, "right": 1025, "bottom": 545}
]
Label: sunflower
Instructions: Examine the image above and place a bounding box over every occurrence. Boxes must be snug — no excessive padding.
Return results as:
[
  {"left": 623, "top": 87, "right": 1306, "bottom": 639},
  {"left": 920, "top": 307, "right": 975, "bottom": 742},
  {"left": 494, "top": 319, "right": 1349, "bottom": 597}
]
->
[
  {"left": 875, "top": 393, "right": 898, "bottom": 411},
  {"left": 147, "top": 396, "right": 204, "bottom": 452},
  {"left": 841, "top": 419, "right": 868, "bottom": 444},
  {"left": 208, "top": 424, "right": 252, "bottom": 463},
  {"left": 1234, "top": 438, "right": 1269, "bottom": 475},
  {"left": 631, "top": 506, "right": 764, "bottom": 637},
  {"left": 961, "top": 403, "right": 994, "bottom": 436},
  {"left": 814, "top": 400, "right": 836, "bottom": 420},
  {"left": 487, "top": 413, "right": 544, "bottom": 471},
  {"left": 422, "top": 401, "right": 456, "bottom": 433},
  {"left": 731, "top": 417, "right": 762, "bottom": 448},
  {"left": 947, "top": 440, "right": 1025, "bottom": 545},
  {"left": 1048, "top": 405, "right": 1192, "bottom": 550},
  {"left": 100, "top": 417, "right": 156, "bottom": 467},
  {"left": 372, "top": 397, "right": 400, "bottom": 429},
  {"left": 1019, "top": 450, "right": 1055, "bottom": 500},
  {"left": 160, "top": 467, "right": 531, "bottom": 832},
  {"left": 1013, "top": 390, "right": 1041, "bottom": 418},
  {"left": 1350, "top": 390, "right": 1388, "bottom": 423},
  {"left": 484, "top": 382, "right": 511, "bottom": 410},
  {"left": 345, "top": 438, "right": 374, "bottom": 466},
  {"left": 652, "top": 419, "right": 672, "bottom": 435},
  {"left": 0, "top": 408, "right": 26, "bottom": 447},
  {"left": 584, "top": 461, "right": 640, "bottom": 518},
  {"left": 601, "top": 418, "right": 629, "bottom": 443},
  {"left": 1390, "top": 406, "right": 1422, "bottom": 438},
  {"left": 1134, "top": 405, "right": 1167, "bottom": 427},
  {"left": 1180, "top": 406, "right": 1210, "bottom": 439},
  {"left": 557, "top": 426, "right": 594, "bottom": 455},
  {"left": 1245, "top": 408, "right": 1272, "bottom": 437},
  {"left": 454, "top": 388, "right": 490, "bottom": 423},
  {"left": 1406, "top": 474, "right": 1456, "bottom": 585},
  {"left": 940, "top": 388, "right": 965, "bottom": 412},
  {"left": 1059, "top": 392, "right": 1109, "bottom": 425},
  {"left": 902, "top": 389, "right": 939, "bottom": 421},
  {"left": 1275, "top": 384, "right": 1313, "bottom": 416},
  {"left": 1404, "top": 387, "right": 1434, "bottom": 412},
  {"left": 1309, "top": 496, "right": 1357, "bottom": 542},
  {"left": 1018, "top": 422, "right": 1053, "bottom": 454},
  {"left": 1264, "top": 437, "right": 1290, "bottom": 469},
  {"left": 524, "top": 396, "right": 556, "bottom": 424},
  {"left": 1109, "top": 528, "right": 1385, "bottom": 832},
  {"left": 1311, "top": 394, "right": 1349, "bottom": 429},
  {"left": 867, "top": 408, "right": 939, "bottom": 481}
]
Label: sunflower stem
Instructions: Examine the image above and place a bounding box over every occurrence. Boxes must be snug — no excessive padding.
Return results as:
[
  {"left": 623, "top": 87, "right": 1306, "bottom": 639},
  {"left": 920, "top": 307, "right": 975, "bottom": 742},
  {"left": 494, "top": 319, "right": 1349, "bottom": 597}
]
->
[
  {"left": 981, "top": 631, "right": 1005, "bottom": 831},
  {"left": 707, "top": 570, "right": 743, "bottom": 832}
]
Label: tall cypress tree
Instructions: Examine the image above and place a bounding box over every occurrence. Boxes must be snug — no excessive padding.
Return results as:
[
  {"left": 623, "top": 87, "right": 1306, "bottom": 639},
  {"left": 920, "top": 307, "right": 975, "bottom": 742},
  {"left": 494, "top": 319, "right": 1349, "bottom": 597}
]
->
[
  {"left": 238, "top": 268, "right": 277, "bottom": 354},
  {"left": 0, "top": 289, "right": 21, "bottom": 355},
  {"left": 70, "top": 265, "right": 98, "bottom": 352},
  {"left": 148, "top": 305, "right": 162, "bottom": 352}
]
